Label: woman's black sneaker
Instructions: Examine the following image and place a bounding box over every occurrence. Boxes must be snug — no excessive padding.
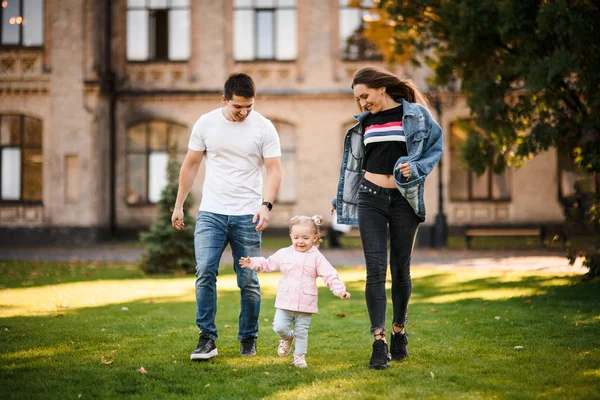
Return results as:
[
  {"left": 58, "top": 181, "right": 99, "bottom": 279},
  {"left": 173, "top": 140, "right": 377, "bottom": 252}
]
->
[
  {"left": 190, "top": 336, "right": 218, "bottom": 361},
  {"left": 390, "top": 331, "right": 408, "bottom": 361},
  {"left": 368, "top": 339, "right": 390, "bottom": 369}
]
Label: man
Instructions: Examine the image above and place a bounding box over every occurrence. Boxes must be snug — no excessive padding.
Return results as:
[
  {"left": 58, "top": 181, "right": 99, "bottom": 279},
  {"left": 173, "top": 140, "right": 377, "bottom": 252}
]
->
[{"left": 172, "top": 73, "right": 282, "bottom": 361}]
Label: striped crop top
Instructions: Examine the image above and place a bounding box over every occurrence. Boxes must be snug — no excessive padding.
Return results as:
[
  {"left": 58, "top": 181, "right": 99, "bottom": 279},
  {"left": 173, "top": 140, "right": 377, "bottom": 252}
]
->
[{"left": 363, "top": 105, "right": 407, "bottom": 174}]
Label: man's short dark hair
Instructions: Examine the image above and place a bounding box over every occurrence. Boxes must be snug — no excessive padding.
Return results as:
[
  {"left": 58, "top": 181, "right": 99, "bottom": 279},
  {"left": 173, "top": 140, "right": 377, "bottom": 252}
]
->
[{"left": 224, "top": 73, "right": 256, "bottom": 100}]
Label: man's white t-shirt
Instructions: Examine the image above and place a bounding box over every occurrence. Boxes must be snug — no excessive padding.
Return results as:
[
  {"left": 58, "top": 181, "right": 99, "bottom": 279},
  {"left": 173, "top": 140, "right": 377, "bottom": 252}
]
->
[{"left": 188, "top": 108, "right": 281, "bottom": 215}]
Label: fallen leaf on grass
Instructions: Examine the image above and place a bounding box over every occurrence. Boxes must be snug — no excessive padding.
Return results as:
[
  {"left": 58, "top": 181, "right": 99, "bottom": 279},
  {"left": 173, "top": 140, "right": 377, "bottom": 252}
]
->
[
  {"left": 524, "top": 299, "right": 532, "bottom": 304},
  {"left": 429, "top": 308, "right": 438, "bottom": 313},
  {"left": 514, "top": 346, "right": 524, "bottom": 350},
  {"left": 100, "top": 355, "right": 115, "bottom": 365},
  {"left": 121, "top": 307, "right": 129, "bottom": 311},
  {"left": 138, "top": 367, "right": 147, "bottom": 375},
  {"left": 263, "top": 318, "right": 269, "bottom": 322},
  {"left": 296, "top": 371, "right": 301, "bottom": 375},
  {"left": 204, "top": 384, "right": 210, "bottom": 388},
  {"left": 224, "top": 324, "right": 231, "bottom": 328},
  {"left": 336, "top": 313, "right": 346, "bottom": 318},
  {"left": 264, "top": 371, "right": 270, "bottom": 376},
  {"left": 495, "top": 316, "right": 501, "bottom": 320},
  {"left": 430, "top": 371, "right": 435, "bottom": 379}
]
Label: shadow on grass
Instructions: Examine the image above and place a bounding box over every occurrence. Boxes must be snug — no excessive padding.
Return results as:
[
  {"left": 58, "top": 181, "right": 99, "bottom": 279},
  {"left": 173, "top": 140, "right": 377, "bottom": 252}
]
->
[{"left": 1, "top": 272, "right": 599, "bottom": 399}]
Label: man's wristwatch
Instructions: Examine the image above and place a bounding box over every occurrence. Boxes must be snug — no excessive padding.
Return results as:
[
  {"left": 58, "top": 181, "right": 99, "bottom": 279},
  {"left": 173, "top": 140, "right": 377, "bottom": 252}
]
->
[{"left": 261, "top": 201, "right": 273, "bottom": 211}]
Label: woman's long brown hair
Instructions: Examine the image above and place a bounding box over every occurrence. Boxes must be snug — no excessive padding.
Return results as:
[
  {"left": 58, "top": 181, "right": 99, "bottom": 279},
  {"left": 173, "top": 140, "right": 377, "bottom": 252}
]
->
[{"left": 351, "top": 67, "right": 429, "bottom": 110}]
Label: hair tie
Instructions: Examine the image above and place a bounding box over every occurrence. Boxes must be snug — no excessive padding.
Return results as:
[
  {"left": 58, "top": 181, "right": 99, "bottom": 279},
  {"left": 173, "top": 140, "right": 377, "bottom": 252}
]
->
[{"left": 311, "top": 215, "right": 323, "bottom": 226}]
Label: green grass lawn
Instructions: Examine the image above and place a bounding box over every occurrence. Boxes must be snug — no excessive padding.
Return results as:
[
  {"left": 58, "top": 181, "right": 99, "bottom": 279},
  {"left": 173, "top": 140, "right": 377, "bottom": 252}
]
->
[{"left": 1, "top": 260, "right": 599, "bottom": 399}]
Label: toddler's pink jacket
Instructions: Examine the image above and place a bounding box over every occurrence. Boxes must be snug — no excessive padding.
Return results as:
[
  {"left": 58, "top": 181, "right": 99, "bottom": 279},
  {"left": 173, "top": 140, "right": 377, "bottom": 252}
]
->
[{"left": 246, "top": 245, "right": 346, "bottom": 314}]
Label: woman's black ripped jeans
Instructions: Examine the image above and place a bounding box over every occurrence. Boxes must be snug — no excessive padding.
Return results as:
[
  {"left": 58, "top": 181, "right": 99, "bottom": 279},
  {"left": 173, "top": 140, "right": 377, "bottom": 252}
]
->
[{"left": 357, "top": 178, "right": 420, "bottom": 334}]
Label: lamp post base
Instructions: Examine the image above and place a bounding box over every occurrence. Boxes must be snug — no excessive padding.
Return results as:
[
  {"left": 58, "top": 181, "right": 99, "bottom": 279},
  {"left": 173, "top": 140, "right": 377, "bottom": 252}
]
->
[{"left": 433, "top": 212, "right": 448, "bottom": 248}]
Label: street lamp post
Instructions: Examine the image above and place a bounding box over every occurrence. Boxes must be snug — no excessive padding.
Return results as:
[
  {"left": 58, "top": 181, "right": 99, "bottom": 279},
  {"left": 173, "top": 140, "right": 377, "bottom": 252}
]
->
[{"left": 432, "top": 95, "right": 448, "bottom": 248}]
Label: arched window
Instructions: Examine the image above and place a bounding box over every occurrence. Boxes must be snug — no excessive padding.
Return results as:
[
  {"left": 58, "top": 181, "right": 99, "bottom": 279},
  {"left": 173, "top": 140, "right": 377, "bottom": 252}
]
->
[
  {"left": 126, "top": 121, "right": 187, "bottom": 204},
  {"left": 449, "top": 119, "right": 511, "bottom": 201},
  {"left": 0, "top": 114, "right": 43, "bottom": 202},
  {"left": 272, "top": 120, "right": 296, "bottom": 203}
]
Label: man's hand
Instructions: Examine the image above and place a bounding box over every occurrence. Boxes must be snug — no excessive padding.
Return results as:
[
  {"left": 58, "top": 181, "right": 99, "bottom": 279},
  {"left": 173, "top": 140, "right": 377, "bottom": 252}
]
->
[
  {"left": 253, "top": 205, "right": 270, "bottom": 231},
  {"left": 171, "top": 206, "right": 184, "bottom": 230},
  {"left": 239, "top": 257, "right": 251, "bottom": 268}
]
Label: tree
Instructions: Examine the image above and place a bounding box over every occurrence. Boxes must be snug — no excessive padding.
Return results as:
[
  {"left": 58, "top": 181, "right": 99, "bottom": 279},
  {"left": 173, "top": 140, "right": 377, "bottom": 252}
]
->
[
  {"left": 140, "top": 155, "right": 196, "bottom": 274},
  {"left": 369, "top": 0, "right": 599, "bottom": 276}
]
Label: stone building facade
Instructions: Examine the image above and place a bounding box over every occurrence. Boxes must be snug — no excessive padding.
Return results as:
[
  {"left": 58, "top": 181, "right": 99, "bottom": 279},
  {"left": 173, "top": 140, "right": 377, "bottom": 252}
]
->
[{"left": 0, "top": 0, "right": 566, "bottom": 245}]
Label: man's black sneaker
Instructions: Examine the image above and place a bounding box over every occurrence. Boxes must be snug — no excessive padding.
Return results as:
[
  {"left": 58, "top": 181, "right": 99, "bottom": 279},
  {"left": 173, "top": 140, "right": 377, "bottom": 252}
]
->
[
  {"left": 368, "top": 339, "right": 390, "bottom": 369},
  {"left": 240, "top": 337, "right": 257, "bottom": 356},
  {"left": 190, "top": 336, "right": 218, "bottom": 361},
  {"left": 390, "top": 331, "right": 408, "bottom": 361}
]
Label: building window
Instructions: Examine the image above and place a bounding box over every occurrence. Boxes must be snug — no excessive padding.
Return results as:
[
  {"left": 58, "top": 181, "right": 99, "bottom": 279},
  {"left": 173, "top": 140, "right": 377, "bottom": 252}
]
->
[
  {"left": 0, "top": 114, "right": 43, "bottom": 202},
  {"left": 339, "top": 0, "right": 382, "bottom": 61},
  {"left": 126, "top": 121, "right": 187, "bottom": 205},
  {"left": 272, "top": 121, "right": 296, "bottom": 203},
  {"left": 0, "top": 0, "right": 44, "bottom": 47},
  {"left": 233, "top": 0, "right": 297, "bottom": 61},
  {"left": 449, "top": 120, "right": 511, "bottom": 202},
  {"left": 126, "top": 0, "right": 190, "bottom": 62}
]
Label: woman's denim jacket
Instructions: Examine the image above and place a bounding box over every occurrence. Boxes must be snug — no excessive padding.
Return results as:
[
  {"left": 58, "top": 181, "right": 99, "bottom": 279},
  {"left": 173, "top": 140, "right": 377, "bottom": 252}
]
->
[{"left": 333, "top": 98, "right": 443, "bottom": 224}]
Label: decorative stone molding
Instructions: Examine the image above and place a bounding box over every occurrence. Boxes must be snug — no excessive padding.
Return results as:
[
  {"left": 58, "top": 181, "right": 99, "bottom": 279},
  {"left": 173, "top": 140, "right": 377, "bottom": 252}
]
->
[
  {"left": 1, "top": 58, "right": 16, "bottom": 74},
  {"left": 21, "top": 58, "right": 37, "bottom": 74},
  {"left": 0, "top": 50, "right": 46, "bottom": 80},
  {"left": 233, "top": 62, "right": 297, "bottom": 88},
  {"left": 0, "top": 87, "right": 49, "bottom": 96},
  {"left": 0, "top": 205, "right": 43, "bottom": 224},
  {"left": 124, "top": 63, "right": 190, "bottom": 89}
]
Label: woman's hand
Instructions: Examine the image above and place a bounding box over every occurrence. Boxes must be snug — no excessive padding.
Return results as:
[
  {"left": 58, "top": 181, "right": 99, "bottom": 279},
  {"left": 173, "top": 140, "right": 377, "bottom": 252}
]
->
[{"left": 397, "top": 163, "right": 411, "bottom": 179}]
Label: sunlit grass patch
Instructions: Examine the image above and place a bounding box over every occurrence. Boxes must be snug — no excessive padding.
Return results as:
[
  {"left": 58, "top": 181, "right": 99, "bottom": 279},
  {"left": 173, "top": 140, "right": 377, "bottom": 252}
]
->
[{"left": 0, "top": 261, "right": 599, "bottom": 399}]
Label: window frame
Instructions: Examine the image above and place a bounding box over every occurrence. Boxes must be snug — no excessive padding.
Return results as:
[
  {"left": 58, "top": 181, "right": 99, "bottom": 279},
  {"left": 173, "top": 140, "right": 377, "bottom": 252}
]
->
[
  {"left": 126, "top": 0, "right": 190, "bottom": 63},
  {"left": 125, "top": 120, "right": 187, "bottom": 206},
  {"left": 0, "top": 114, "right": 43, "bottom": 205},
  {"left": 338, "top": 0, "right": 383, "bottom": 62},
  {"left": 0, "top": 0, "right": 44, "bottom": 49},
  {"left": 449, "top": 119, "right": 512, "bottom": 203},
  {"left": 233, "top": 0, "right": 297, "bottom": 62}
]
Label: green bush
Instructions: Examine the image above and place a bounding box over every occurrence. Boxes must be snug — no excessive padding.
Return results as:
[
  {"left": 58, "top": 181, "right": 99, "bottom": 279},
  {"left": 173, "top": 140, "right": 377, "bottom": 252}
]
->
[{"left": 140, "top": 157, "right": 196, "bottom": 274}]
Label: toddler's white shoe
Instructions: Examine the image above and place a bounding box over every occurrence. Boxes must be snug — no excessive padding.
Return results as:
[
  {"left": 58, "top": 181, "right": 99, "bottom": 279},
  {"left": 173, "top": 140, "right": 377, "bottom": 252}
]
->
[
  {"left": 277, "top": 331, "right": 294, "bottom": 357},
  {"left": 292, "top": 353, "right": 307, "bottom": 368}
]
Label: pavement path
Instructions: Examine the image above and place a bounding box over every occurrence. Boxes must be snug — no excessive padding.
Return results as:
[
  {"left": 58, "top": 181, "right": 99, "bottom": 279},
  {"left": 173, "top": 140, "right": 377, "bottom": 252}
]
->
[{"left": 0, "top": 244, "right": 587, "bottom": 274}]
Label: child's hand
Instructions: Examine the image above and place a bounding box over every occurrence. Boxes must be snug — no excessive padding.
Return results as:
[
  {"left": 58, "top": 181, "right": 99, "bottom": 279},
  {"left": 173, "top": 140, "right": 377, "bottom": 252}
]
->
[
  {"left": 239, "top": 257, "right": 251, "bottom": 268},
  {"left": 338, "top": 291, "right": 351, "bottom": 299}
]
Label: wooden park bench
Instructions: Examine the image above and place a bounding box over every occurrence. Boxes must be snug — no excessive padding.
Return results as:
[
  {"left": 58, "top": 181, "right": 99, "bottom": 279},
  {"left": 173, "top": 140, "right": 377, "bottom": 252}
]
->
[{"left": 463, "top": 225, "right": 547, "bottom": 249}]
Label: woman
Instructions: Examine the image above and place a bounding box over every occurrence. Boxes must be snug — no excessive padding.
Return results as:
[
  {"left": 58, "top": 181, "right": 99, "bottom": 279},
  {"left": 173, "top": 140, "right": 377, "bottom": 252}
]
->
[{"left": 332, "top": 67, "right": 443, "bottom": 369}]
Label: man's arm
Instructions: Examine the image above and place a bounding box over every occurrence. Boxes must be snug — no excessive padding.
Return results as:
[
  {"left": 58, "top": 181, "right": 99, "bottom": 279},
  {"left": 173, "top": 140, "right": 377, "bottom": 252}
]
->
[
  {"left": 253, "top": 156, "right": 282, "bottom": 231},
  {"left": 172, "top": 149, "right": 204, "bottom": 230}
]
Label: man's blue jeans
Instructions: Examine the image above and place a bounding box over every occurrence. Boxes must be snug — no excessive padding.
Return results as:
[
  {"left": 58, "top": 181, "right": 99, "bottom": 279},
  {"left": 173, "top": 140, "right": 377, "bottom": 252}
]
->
[{"left": 194, "top": 211, "right": 262, "bottom": 341}]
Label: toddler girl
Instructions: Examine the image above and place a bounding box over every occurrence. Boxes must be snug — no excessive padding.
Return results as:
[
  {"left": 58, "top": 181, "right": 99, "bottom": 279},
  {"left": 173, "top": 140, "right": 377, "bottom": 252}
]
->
[{"left": 240, "top": 215, "right": 351, "bottom": 368}]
